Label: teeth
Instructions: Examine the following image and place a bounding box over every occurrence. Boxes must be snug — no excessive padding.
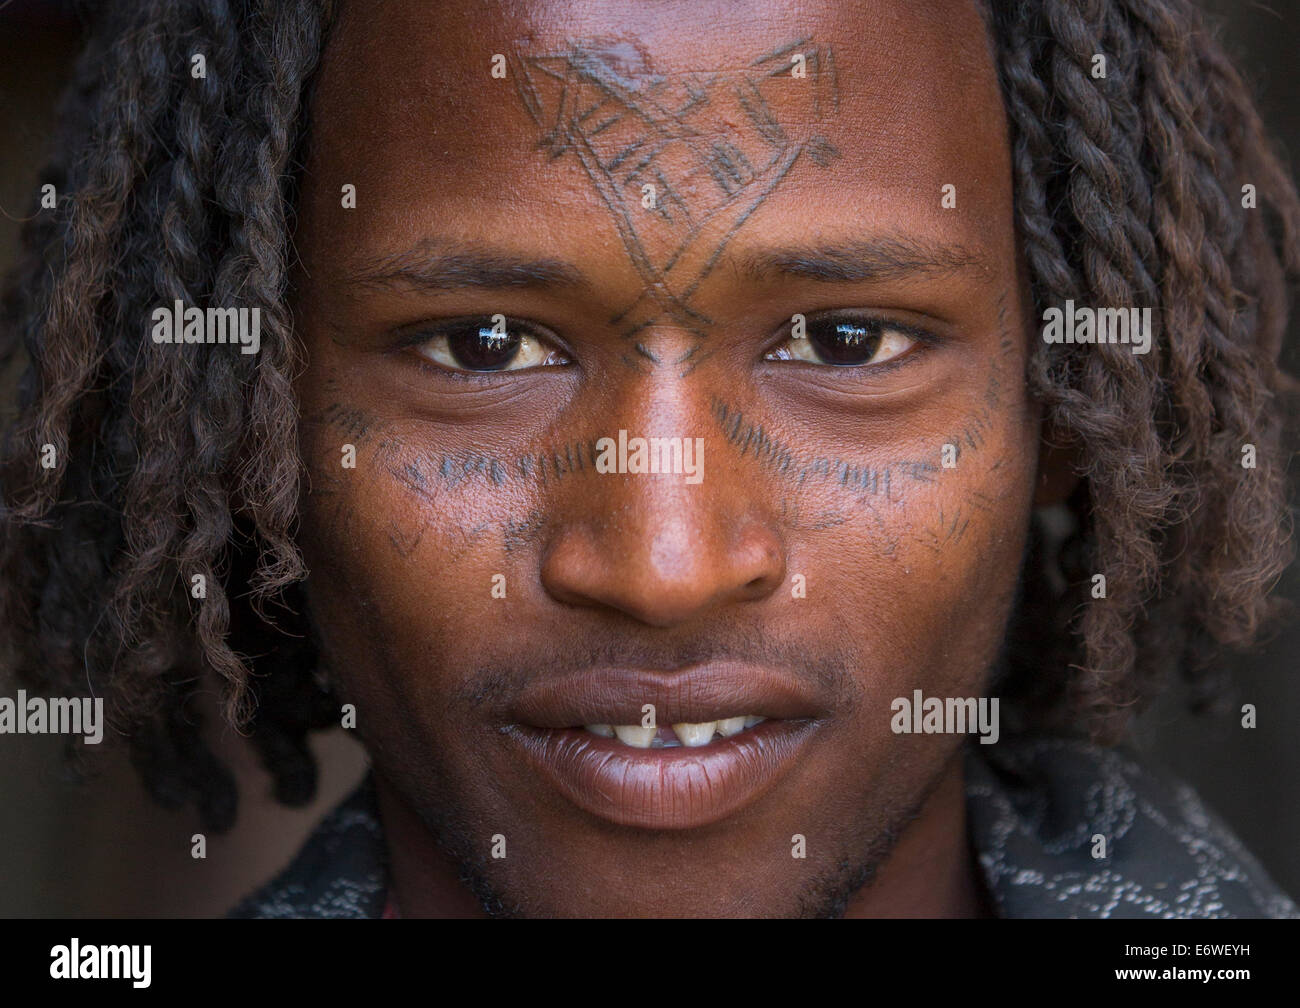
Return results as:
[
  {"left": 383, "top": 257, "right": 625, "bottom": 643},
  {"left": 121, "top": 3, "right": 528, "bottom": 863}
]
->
[
  {"left": 612, "top": 724, "right": 657, "bottom": 748},
  {"left": 673, "top": 721, "right": 718, "bottom": 747},
  {"left": 587, "top": 716, "right": 765, "bottom": 747}
]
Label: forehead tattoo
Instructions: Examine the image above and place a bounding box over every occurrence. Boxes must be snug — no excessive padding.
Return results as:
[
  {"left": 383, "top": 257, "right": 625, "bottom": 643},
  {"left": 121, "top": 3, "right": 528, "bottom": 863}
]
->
[{"left": 510, "top": 37, "right": 841, "bottom": 360}]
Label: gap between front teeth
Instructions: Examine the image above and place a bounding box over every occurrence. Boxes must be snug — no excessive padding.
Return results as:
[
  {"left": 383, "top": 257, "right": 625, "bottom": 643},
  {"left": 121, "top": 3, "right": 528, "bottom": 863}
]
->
[{"left": 583, "top": 716, "right": 766, "bottom": 748}]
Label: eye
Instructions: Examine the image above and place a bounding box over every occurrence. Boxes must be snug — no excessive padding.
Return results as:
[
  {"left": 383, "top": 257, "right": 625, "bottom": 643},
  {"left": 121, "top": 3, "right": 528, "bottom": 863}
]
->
[
  {"left": 412, "top": 316, "right": 569, "bottom": 372},
  {"left": 765, "top": 314, "right": 919, "bottom": 367}
]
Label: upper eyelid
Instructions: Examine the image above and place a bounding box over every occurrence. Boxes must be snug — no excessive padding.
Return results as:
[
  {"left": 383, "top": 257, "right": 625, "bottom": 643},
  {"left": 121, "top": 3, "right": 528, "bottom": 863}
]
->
[
  {"left": 763, "top": 313, "right": 941, "bottom": 367},
  {"left": 401, "top": 315, "right": 573, "bottom": 378},
  {"left": 772, "top": 311, "right": 942, "bottom": 345},
  {"left": 392, "top": 314, "right": 562, "bottom": 351},
  {"left": 766, "top": 315, "right": 948, "bottom": 382},
  {"left": 393, "top": 311, "right": 941, "bottom": 369}
]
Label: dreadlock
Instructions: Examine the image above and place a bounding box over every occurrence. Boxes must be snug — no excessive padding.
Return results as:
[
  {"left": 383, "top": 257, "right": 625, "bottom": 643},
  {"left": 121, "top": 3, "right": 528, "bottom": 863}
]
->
[
  {"left": 1, "top": 0, "right": 1296, "bottom": 829},
  {"left": 992, "top": 0, "right": 1299, "bottom": 735},
  {"left": 1, "top": 0, "right": 337, "bottom": 830}
]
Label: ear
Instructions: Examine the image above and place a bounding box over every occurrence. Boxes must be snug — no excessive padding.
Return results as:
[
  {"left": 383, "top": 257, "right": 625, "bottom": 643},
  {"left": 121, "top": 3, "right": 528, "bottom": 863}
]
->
[{"left": 1034, "top": 419, "right": 1081, "bottom": 507}]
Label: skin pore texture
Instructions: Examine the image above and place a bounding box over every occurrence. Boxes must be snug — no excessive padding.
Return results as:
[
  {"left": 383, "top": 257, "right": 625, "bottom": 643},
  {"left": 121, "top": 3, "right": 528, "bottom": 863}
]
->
[{"left": 291, "top": 0, "right": 1042, "bottom": 917}]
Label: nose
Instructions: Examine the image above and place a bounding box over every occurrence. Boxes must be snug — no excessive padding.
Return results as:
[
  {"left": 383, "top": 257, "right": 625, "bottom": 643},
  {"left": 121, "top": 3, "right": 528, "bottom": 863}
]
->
[{"left": 539, "top": 389, "right": 785, "bottom": 628}]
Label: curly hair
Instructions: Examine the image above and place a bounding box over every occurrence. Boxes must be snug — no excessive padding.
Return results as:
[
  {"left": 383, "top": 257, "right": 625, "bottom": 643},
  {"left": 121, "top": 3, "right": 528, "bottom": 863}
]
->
[{"left": 1, "top": 0, "right": 1297, "bottom": 831}]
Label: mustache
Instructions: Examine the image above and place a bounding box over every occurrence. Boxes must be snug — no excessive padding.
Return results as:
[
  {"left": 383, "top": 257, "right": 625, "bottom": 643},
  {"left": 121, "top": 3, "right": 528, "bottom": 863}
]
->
[{"left": 452, "top": 623, "right": 866, "bottom": 713}]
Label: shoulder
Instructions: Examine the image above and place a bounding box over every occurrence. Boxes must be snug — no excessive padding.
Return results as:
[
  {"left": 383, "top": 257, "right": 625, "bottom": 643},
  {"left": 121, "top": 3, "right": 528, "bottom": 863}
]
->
[
  {"left": 227, "top": 774, "right": 388, "bottom": 919},
  {"left": 965, "top": 736, "right": 1297, "bottom": 919}
]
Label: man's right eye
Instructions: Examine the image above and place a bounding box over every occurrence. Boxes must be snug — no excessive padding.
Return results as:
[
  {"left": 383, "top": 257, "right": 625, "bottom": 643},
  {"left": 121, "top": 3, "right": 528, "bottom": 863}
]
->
[{"left": 412, "top": 317, "right": 569, "bottom": 373}]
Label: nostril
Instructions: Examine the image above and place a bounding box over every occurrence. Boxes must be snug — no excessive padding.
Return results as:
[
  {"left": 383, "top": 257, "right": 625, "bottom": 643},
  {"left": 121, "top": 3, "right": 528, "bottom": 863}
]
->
[{"left": 742, "top": 568, "right": 783, "bottom": 599}]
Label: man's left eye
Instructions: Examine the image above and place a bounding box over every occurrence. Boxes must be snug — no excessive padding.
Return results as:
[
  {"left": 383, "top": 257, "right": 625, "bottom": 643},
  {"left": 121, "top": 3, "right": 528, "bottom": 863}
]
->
[
  {"left": 765, "top": 315, "right": 918, "bottom": 366},
  {"left": 413, "top": 317, "right": 569, "bottom": 372}
]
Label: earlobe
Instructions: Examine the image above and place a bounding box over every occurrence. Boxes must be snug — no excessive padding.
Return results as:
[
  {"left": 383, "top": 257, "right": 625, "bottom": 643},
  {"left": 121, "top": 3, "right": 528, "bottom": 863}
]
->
[{"left": 1034, "top": 420, "right": 1082, "bottom": 507}]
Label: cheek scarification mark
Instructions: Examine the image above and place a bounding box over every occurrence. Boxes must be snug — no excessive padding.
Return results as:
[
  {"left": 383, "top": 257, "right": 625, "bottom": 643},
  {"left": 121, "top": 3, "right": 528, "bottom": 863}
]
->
[
  {"left": 511, "top": 36, "right": 842, "bottom": 369},
  {"left": 302, "top": 403, "right": 602, "bottom": 494},
  {"left": 709, "top": 396, "right": 942, "bottom": 502}
]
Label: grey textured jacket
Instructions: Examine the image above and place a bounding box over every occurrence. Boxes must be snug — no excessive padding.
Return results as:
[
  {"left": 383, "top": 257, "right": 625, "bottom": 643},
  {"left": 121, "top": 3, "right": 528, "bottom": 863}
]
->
[{"left": 230, "top": 736, "right": 1297, "bottom": 918}]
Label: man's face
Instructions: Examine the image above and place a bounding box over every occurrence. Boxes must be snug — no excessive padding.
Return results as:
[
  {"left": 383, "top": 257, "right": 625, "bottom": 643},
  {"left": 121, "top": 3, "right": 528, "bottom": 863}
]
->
[{"left": 292, "top": 0, "right": 1039, "bottom": 916}]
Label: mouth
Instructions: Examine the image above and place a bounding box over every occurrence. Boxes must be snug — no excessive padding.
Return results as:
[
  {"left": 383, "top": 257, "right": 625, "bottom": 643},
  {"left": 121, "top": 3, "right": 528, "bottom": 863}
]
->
[{"left": 504, "top": 663, "right": 825, "bottom": 829}]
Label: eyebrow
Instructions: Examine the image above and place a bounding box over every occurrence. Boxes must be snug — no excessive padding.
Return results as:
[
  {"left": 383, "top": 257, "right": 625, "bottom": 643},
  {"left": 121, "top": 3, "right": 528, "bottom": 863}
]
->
[
  {"left": 344, "top": 234, "right": 982, "bottom": 298},
  {"left": 346, "top": 239, "right": 590, "bottom": 293},
  {"left": 735, "top": 236, "right": 984, "bottom": 284}
]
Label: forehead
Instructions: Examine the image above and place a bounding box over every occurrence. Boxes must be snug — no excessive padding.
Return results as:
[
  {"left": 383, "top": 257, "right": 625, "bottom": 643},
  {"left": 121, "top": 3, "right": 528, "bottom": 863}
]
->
[{"left": 304, "top": 0, "right": 1009, "bottom": 280}]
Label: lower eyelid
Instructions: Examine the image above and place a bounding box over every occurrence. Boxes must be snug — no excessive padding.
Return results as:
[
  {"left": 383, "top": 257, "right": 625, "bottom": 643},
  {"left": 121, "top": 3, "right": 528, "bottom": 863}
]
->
[
  {"left": 767, "top": 338, "right": 934, "bottom": 377},
  {"left": 407, "top": 316, "right": 938, "bottom": 374},
  {"left": 767, "top": 326, "right": 918, "bottom": 366},
  {"left": 410, "top": 338, "right": 572, "bottom": 377},
  {"left": 407, "top": 351, "right": 495, "bottom": 382}
]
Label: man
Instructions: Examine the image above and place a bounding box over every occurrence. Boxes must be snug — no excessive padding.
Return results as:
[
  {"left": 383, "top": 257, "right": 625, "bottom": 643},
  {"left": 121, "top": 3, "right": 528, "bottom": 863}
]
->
[{"left": 1, "top": 0, "right": 1296, "bottom": 917}]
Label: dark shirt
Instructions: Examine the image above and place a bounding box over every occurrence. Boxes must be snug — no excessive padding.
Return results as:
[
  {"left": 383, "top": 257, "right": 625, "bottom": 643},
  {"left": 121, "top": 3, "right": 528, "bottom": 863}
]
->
[{"left": 230, "top": 736, "right": 1297, "bottom": 918}]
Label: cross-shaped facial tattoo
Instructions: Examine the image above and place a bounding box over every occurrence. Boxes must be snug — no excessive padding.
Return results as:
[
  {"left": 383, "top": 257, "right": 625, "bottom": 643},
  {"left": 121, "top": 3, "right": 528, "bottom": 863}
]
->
[{"left": 509, "top": 37, "right": 842, "bottom": 373}]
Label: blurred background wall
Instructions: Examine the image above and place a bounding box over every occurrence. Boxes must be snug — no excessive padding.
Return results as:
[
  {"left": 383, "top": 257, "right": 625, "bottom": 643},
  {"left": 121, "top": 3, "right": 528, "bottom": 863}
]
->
[
  {"left": 0, "top": 0, "right": 1296, "bottom": 915},
  {"left": 0, "top": 0, "right": 370, "bottom": 917}
]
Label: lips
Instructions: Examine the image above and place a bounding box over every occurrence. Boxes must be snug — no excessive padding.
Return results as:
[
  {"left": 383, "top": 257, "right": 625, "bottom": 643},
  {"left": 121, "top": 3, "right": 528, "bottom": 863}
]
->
[{"left": 505, "top": 662, "right": 826, "bottom": 829}]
